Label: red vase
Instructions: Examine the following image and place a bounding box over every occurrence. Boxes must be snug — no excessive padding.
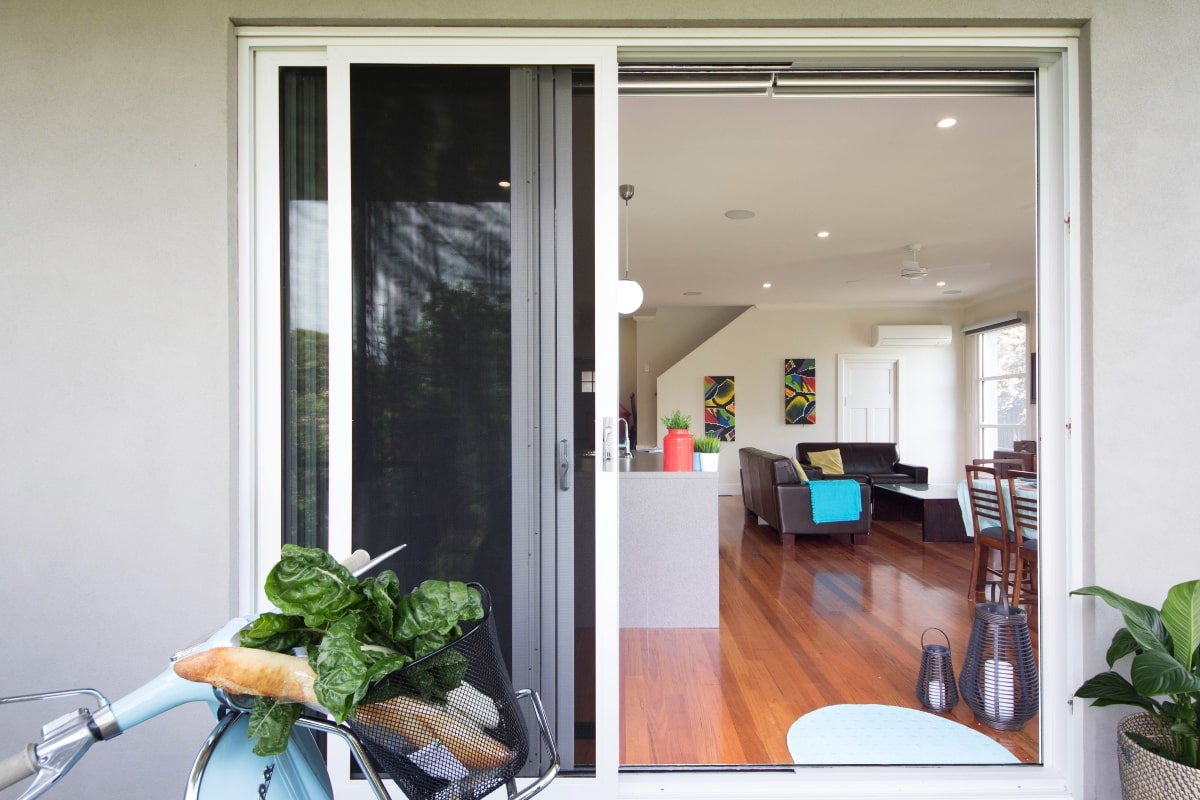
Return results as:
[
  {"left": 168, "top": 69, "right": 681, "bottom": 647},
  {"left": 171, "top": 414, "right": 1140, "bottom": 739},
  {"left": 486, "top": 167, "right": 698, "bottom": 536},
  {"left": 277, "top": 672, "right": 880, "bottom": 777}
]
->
[{"left": 663, "top": 428, "right": 694, "bottom": 471}]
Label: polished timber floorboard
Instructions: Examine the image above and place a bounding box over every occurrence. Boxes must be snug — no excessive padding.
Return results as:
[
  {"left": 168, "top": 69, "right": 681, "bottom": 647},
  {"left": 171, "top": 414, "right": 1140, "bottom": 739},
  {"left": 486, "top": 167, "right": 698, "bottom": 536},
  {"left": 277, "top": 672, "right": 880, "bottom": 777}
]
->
[{"left": 620, "top": 495, "right": 1039, "bottom": 766}]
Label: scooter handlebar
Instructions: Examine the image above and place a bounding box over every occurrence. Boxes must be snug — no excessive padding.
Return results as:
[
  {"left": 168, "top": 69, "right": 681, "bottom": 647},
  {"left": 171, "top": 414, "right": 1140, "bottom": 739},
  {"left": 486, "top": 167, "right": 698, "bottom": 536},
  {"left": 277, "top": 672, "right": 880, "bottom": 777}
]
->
[{"left": 0, "top": 744, "right": 36, "bottom": 791}]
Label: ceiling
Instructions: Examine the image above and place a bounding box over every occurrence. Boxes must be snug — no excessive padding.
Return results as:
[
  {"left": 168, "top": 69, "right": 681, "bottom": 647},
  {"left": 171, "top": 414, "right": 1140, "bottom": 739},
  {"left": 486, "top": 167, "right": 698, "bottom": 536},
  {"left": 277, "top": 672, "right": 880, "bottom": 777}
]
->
[{"left": 617, "top": 92, "right": 1037, "bottom": 314}]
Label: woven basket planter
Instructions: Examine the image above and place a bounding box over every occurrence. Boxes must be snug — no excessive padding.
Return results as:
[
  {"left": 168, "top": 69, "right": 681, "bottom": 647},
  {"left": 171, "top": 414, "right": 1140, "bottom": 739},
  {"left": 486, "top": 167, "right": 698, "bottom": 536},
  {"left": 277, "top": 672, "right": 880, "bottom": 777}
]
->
[{"left": 1118, "top": 713, "right": 1200, "bottom": 800}]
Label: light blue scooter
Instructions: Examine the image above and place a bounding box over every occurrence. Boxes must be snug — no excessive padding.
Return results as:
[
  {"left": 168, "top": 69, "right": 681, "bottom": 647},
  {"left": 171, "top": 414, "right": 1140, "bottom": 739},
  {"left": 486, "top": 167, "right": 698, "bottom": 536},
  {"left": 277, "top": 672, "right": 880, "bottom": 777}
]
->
[{"left": 0, "top": 548, "right": 559, "bottom": 800}]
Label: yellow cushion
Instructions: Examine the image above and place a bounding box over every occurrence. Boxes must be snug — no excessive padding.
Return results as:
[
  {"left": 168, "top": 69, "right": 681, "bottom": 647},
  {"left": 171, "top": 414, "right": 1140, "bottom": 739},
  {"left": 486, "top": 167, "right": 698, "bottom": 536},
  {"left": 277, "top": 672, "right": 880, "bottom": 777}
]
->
[
  {"left": 790, "top": 457, "right": 810, "bottom": 483},
  {"left": 807, "top": 448, "right": 844, "bottom": 475}
]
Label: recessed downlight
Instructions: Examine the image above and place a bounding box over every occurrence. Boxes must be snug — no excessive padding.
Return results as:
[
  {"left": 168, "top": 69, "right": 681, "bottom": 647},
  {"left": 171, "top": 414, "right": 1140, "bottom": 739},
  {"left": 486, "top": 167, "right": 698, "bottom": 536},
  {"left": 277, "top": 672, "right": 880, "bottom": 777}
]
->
[
  {"left": 936, "top": 281, "right": 947, "bottom": 287},
  {"left": 762, "top": 282, "right": 772, "bottom": 289},
  {"left": 724, "top": 209, "right": 756, "bottom": 220},
  {"left": 498, "top": 180, "right": 511, "bottom": 188},
  {"left": 816, "top": 230, "right": 831, "bottom": 238},
  {"left": 937, "top": 117, "right": 957, "bottom": 129}
]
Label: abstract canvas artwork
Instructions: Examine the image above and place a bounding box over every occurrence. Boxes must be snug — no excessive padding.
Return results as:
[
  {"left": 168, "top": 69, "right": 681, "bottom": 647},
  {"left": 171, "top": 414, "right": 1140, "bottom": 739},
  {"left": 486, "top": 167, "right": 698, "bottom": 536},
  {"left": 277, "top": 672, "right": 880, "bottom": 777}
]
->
[
  {"left": 704, "top": 375, "right": 736, "bottom": 441},
  {"left": 785, "top": 358, "right": 816, "bottom": 424}
]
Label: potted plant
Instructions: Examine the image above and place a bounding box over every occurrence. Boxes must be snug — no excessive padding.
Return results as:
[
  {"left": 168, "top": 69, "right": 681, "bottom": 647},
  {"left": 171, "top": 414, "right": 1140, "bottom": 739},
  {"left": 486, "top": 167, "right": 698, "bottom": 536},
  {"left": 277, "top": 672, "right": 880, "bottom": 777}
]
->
[
  {"left": 660, "top": 409, "right": 693, "bottom": 471},
  {"left": 694, "top": 432, "right": 721, "bottom": 472},
  {"left": 1072, "top": 580, "right": 1200, "bottom": 799}
]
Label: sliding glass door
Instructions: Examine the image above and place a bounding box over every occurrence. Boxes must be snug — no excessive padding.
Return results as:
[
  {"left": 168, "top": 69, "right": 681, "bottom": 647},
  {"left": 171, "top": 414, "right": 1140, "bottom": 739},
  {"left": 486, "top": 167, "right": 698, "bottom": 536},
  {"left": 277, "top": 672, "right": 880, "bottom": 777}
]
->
[{"left": 252, "top": 49, "right": 595, "bottom": 792}]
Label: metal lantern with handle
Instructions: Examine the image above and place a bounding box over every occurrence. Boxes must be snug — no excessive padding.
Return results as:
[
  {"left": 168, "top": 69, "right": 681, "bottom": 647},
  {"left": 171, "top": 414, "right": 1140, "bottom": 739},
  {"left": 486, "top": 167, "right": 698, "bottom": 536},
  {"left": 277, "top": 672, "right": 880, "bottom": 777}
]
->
[{"left": 916, "top": 627, "right": 959, "bottom": 712}]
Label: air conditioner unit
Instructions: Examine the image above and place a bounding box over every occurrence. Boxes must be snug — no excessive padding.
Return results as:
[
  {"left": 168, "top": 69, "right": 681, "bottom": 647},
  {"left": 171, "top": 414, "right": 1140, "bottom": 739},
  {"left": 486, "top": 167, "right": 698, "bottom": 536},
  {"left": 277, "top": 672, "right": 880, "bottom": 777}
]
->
[{"left": 872, "top": 324, "right": 953, "bottom": 347}]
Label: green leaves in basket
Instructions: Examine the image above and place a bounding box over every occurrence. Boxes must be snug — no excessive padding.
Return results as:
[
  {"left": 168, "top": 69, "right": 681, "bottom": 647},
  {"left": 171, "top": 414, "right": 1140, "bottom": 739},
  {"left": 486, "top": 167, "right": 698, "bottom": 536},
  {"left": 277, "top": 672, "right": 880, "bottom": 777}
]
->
[
  {"left": 264, "top": 545, "right": 364, "bottom": 626},
  {"left": 239, "top": 545, "right": 484, "bottom": 756},
  {"left": 238, "top": 611, "right": 321, "bottom": 653},
  {"left": 248, "top": 698, "right": 302, "bottom": 757},
  {"left": 395, "top": 579, "right": 485, "bottom": 655},
  {"left": 312, "top": 611, "right": 413, "bottom": 722}
]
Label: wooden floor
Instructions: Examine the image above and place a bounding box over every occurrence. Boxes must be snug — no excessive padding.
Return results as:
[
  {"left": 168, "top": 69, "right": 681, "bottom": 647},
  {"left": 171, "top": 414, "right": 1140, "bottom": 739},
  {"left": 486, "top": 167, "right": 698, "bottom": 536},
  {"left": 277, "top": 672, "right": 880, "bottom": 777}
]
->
[{"left": 619, "top": 494, "right": 1039, "bottom": 766}]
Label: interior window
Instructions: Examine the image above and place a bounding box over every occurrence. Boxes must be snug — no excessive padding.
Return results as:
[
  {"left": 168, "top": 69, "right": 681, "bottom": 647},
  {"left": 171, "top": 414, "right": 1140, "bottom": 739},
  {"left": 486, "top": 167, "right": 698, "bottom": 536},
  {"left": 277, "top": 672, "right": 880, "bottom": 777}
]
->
[{"left": 975, "top": 323, "right": 1029, "bottom": 455}]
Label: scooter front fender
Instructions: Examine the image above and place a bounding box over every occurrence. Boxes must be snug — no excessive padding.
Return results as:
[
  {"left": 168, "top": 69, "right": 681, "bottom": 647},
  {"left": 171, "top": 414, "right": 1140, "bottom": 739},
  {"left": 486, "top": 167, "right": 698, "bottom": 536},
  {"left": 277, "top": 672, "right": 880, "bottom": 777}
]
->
[{"left": 185, "top": 712, "right": 332, "bottom": 800}]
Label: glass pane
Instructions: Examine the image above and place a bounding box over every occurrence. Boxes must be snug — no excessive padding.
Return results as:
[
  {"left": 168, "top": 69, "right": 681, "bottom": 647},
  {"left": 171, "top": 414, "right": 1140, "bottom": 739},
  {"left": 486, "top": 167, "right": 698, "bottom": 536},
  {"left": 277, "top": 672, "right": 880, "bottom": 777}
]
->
[
  {"left": 981, "top": 377, "right": 1027, "bottom": 427},
  {"left": 281, "top": 67, "right": 329, "bottom": 550},
  {"left": 349, "top": 65, "right": 514, "bottom": 659},
  {"left": 981, "top": 426, "right": 1024, "bottom": 453},
  {"left": 980, "top": 324, "right": 1027, "bottom": 378}
]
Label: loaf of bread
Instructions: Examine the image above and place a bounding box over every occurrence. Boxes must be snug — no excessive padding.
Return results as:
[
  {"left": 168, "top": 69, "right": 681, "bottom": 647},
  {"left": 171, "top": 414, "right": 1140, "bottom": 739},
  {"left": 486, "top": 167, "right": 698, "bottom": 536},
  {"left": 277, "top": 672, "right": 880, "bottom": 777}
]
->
[
  {"left": 356, "top": 694, "right": 513, "bottom": 771},
  {"left": 173, "top": 647, "right": 318, "bottom": 704}
]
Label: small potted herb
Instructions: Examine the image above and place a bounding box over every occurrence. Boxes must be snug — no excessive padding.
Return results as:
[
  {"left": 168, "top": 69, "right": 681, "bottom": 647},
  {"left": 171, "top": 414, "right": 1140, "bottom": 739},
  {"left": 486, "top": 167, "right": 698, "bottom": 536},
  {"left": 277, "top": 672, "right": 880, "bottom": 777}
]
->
[{"left": 693, "top": 432, "right": 721, "bottom": 472}]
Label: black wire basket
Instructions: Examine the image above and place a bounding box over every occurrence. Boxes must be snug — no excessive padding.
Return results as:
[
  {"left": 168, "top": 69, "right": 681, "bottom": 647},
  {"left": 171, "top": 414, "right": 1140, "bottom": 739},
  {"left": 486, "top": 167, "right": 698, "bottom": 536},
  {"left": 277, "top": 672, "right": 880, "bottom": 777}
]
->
[{"left": 346, "top": 585, "right": 529, "bottom": 800}]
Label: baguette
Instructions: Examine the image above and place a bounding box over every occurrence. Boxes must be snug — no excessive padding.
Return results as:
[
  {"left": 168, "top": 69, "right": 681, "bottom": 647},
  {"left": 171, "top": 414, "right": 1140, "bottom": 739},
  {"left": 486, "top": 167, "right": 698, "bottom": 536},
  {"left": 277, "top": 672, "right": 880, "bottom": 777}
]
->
[
  {"left": 356, "top": 695, "right": 513, "bottom": 771},
  {"left": 173, "top": 646, "right": 317, "bottom": 704}
]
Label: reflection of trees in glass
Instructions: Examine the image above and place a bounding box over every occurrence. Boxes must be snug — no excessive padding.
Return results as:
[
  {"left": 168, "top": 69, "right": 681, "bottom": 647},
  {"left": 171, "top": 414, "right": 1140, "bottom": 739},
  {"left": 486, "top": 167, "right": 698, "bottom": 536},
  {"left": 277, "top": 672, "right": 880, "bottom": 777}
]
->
[
  {"left": 285, "top": 329, "right": 329, "bottom": 548},
  {"left": 993, "top": 326, "right": 1028, "bottom": 427},
  {"left": 353, "top": 201, "right": 512, "bottom": 589}
]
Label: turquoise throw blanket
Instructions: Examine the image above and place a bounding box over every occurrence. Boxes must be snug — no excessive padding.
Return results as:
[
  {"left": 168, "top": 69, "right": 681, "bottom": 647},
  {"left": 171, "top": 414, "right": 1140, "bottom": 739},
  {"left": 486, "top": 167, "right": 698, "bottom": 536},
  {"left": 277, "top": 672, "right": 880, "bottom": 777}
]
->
[{"left": 809, "top": 479, "right": 862, "bottom": 524}]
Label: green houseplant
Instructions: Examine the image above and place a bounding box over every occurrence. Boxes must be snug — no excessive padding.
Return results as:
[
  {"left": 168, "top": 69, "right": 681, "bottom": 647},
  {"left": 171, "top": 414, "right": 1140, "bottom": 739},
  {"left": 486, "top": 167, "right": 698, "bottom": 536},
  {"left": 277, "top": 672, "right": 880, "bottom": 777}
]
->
[
  {"left": 659, "top": 410, "right": 693, "bottom": 472},
  {"left": 660, "top": 410, "right": 691, "bottom": 430},
  {"left": 1073, "top": 579, "right": 1200, "bottom": 798},
  {"left": 693, "top": 431, "right": 721, "bottom": 472}
]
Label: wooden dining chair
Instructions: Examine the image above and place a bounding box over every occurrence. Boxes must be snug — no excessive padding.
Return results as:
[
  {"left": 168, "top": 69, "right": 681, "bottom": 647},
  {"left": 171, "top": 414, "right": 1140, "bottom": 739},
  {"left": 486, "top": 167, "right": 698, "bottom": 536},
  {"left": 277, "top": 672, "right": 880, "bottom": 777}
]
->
[
  {"left": 970, "top": 457, "right": 1025, "bottom": 479},
  {"left": 964, "top": 464, "right": 1015, "bottom": 605},
  {"left": 1008, "top": 469, "right": 1039, "bottom": 608}
]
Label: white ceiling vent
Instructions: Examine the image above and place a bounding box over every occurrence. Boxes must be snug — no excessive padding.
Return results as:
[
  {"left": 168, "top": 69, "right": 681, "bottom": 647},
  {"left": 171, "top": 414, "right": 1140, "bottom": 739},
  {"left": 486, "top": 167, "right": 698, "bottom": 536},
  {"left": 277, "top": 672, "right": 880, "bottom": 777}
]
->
[{"left": 873, "top": 324, "right": 953, "bottom": 347}]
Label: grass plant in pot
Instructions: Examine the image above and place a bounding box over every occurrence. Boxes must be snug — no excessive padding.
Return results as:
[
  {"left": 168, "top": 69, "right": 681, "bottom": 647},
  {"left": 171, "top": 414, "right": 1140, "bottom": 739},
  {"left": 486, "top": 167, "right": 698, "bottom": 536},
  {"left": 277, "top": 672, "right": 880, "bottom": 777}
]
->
[
  {"left": 1072, "top": 580, "right": 1200, "bottom": 799},
  {"left": 694, "top": 431, "right": 721, "bottom": 472},
  {"left": 660, "top": 410, "right": 693, "bottom": 472}
]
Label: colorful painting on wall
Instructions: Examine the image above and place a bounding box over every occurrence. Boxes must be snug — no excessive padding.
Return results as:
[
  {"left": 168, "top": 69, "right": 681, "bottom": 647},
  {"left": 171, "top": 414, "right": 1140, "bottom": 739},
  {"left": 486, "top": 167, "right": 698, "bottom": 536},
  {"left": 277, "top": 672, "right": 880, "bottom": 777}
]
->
[
  {"left": 704, "top": 375, "right": 736, "bottom": 441},
  {"left": 784, "top": 358, "right": 816, "bottom": 424}
]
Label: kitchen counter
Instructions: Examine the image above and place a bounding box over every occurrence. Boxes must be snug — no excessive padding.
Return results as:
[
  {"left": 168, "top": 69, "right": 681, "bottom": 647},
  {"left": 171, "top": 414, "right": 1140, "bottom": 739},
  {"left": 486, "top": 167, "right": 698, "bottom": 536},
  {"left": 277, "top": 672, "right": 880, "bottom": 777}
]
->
[
  {"left": 615, "top": 451, "right": 719, "bottom": 628},
  {"left": 574, "top": 449, "right": 719, "bottom": 627}
]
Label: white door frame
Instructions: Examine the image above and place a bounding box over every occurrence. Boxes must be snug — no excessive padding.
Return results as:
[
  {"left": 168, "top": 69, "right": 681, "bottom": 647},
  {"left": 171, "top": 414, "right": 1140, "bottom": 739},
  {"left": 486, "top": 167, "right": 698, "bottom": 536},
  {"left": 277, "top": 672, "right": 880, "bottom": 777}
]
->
[{"left": 239, "top": 26, "right": 1082, "bottom": 800}]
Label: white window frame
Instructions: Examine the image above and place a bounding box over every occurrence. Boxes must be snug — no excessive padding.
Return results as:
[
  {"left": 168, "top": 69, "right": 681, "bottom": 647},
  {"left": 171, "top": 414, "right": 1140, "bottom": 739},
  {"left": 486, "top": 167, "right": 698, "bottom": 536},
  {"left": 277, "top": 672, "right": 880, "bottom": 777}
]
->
[
  {"left": 974, "top": 322, "right": 1031, "bottom": 457},
  {"left": 238, "top": 26, "right": 1083, "bottom": 800}
]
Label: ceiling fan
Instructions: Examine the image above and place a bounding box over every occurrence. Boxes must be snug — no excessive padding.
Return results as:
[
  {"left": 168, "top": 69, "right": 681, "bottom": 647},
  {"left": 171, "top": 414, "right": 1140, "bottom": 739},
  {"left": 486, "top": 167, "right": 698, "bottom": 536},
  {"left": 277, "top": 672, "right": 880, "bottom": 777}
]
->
[
  {"left": 900, "top": 244, "right": 930, "bottom": 281},
  {"left": 838, "top": 243, "right": 992, "bottom": 285},
  {"left": 898, "top": 243, "right": 991, "bottom": 282}
]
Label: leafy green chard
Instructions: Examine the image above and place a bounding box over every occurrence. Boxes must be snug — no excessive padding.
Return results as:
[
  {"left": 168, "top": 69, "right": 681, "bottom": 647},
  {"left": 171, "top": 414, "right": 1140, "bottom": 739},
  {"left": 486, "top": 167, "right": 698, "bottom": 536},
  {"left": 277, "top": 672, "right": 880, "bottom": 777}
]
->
[
  {"left": 264, "top": 545, "right": 365, "bottom": 626},
  {"left": 247, "top": 698, "right": 302, "bottom": 758},
  {"left": 241, "top": 545, "right": 484, "bottom": 756}
]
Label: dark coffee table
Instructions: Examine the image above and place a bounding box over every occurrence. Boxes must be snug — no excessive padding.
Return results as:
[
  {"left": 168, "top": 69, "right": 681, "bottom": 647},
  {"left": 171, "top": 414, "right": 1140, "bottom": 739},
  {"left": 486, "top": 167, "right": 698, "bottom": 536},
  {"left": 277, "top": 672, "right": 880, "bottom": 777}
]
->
[{"left": 871, "top": 483, "right": 969, "bottom": 542}]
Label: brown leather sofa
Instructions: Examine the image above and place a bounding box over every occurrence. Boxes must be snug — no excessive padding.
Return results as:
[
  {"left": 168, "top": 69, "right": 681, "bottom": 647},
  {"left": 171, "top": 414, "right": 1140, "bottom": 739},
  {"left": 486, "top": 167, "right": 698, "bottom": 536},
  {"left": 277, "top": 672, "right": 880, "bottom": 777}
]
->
[
  {"left": 794, "top": 441, "right": 927, "bottom": 485},
  {"left": 738, "top": 447, "right": 871, "bottom": 546}
]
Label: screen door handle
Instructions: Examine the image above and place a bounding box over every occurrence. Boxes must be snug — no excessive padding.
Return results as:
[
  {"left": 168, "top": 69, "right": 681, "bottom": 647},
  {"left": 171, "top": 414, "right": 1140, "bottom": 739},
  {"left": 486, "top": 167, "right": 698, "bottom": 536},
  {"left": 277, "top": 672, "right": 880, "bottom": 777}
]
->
[{"left": 559, "top": 439, "right": 571, "bottom": 491}]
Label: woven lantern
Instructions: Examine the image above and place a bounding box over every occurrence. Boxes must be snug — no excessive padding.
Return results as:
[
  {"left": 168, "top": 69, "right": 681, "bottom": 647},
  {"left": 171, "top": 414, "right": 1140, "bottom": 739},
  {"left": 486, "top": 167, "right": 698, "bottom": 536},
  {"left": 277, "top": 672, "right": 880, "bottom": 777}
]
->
[
  {"left": 916, "top": 627, "right": 959, "bottom": 712},
  {"left": 958, "top": 601, "right": 1039, "bottom": 730}
]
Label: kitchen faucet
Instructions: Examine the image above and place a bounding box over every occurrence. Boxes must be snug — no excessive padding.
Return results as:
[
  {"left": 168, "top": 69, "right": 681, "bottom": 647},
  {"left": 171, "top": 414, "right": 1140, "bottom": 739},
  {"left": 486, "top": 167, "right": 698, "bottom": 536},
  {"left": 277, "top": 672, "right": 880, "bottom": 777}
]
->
[{"left": 617, "top": 417, "right": 632, "bottom": 457}]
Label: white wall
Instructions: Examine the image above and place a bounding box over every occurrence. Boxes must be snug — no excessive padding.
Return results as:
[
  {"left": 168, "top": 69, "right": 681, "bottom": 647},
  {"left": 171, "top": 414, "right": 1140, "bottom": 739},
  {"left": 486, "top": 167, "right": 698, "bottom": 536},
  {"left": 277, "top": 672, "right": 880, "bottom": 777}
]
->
[
  {"left": 654, "top": 305, "right": 963, "bottom": 492},
  {"left": 632, "top": 305, "right": 746, "bottom": 444},
  {"left": 4, "top": 2, "right": 1200, "bottom": 798}
]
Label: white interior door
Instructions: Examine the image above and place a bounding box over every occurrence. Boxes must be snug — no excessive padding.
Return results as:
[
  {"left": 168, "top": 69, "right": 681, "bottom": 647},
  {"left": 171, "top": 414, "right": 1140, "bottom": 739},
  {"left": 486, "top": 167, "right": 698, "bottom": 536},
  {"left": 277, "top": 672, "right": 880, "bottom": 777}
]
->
[{"left": 838, "top": 355, "right": 898, "bottom": 442}]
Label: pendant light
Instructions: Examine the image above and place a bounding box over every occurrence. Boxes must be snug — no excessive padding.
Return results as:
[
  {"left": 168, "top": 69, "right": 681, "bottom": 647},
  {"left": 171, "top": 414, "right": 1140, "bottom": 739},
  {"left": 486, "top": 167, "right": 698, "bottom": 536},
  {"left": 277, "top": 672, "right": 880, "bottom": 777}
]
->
[{"left": 616, "top": 183, "right": 644, "bottom": 314}]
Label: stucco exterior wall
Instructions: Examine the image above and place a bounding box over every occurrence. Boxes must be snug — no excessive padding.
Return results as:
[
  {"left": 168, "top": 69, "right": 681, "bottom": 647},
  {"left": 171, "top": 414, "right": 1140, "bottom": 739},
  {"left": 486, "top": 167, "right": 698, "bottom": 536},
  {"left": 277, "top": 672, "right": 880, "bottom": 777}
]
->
[{"left": 2, "top": 2, "right": 1197, "bottom": 798}]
